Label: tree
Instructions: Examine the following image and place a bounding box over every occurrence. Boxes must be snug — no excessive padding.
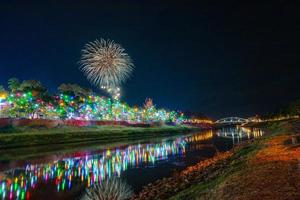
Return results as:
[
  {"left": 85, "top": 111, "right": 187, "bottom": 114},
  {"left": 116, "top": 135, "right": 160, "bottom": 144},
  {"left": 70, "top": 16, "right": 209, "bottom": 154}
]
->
[
  {"left": 7, "top": 80, "right": 49, "bottom": 118},
  {"left": 56, "top": 84, "right": 93, "bottom": 119},
  {"left": 58, "top": 84, "right": 92, "bottom": 98},
  {"left": 0, "top": 85, "right": 9, "bottom": 117},
  {"left": 0, "top": 85, "right": 5, "bottom": 92},
  {"left": 143, "top": 98, "right": 157, "bottom": 122},
  {"left": 8, "top": 78, "right": 20, "bottom": 92},
  {"left": 287, "top": 100, "right": 300, "bottom": 115},
  {"left": 19, "top": 80, "right": 47, "bottom": 94},
  {"left": 0, "top": 85, "right": 8, "bottom": 99}
]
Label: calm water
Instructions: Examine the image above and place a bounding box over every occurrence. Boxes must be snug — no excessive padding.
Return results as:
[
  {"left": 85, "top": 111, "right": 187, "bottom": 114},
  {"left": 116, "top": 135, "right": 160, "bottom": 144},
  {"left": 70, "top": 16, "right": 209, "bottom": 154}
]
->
[{"left": 0, "top": 126, "right": 263, "bottom": 200}]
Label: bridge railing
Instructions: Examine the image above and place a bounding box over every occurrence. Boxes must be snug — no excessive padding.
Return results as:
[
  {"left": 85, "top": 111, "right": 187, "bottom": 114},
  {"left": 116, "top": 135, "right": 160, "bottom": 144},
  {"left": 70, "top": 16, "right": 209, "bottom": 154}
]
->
[{"left": 214, "top": 117, "right": 248, "bottom": 124}]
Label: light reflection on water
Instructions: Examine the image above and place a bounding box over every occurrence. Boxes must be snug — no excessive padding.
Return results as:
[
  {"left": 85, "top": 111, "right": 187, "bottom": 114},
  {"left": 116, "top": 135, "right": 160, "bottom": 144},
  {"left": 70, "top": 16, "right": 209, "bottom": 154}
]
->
[
  {"left": 0, "top": 127, "right": 261, "bottom": 200},
  {"left": 216, "top": 126, "right": 263, "bottom": 144}
]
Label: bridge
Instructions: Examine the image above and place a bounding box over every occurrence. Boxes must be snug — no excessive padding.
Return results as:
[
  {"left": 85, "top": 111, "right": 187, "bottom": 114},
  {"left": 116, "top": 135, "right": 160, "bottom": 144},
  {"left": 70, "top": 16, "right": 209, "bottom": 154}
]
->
[{"left": 214, "top": 117, "right": 249, "bottom": 125}]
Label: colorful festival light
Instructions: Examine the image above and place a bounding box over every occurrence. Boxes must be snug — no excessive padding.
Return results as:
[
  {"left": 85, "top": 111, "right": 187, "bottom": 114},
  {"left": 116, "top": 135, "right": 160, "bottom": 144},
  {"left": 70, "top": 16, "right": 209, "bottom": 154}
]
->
[
  {"left": 3, "top": 90, "right": 185, "bottom": 123},
  {"left": 0, "top": 92, "right": 8, "bottom": 107}
]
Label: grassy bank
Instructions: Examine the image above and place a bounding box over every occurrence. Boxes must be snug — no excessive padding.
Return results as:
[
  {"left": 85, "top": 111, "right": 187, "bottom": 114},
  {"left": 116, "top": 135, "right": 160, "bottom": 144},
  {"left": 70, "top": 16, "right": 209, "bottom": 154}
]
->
[
  {"left": 134, "top": 119, "right": 300, "bottom": 200},
  {"left": 171, "top": 119, "right": 300, "bottom": 200},
  {"left": 0, "top": 125, "right": 199, "bottom": 150}
]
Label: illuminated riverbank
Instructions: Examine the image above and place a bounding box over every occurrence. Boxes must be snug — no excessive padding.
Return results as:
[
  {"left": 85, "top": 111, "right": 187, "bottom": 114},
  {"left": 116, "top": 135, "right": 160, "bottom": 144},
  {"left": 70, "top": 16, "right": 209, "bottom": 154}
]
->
[{"left": 0, "top": 131, "right": 214, "bottom": 200}]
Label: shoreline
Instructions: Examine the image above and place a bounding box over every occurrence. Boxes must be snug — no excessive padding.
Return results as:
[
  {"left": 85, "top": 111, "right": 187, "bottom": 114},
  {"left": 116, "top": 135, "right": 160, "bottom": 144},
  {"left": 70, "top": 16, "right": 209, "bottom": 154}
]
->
[{"left": 133, "top": 119, "right": 300, "bottom": 200}]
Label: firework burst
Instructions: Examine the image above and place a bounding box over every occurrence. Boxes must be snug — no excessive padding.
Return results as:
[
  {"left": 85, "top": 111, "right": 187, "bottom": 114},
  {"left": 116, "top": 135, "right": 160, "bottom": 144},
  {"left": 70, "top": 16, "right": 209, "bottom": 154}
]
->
[{"left": 79, "top": 39, "right": 134, "bottom": 91}]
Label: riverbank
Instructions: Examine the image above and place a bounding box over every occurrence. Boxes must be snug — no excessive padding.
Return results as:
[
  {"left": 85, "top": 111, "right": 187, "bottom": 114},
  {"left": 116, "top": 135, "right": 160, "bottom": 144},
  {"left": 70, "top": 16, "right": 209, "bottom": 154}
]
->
[
  {"left": 0, "top": 124, "right": 200, "bottom": 150},
  {"left": 0, "top": 125, "right": 203, "bottom": 161},
  {"left": 133, "top": 119, "right": 300, "bottom": 200}
]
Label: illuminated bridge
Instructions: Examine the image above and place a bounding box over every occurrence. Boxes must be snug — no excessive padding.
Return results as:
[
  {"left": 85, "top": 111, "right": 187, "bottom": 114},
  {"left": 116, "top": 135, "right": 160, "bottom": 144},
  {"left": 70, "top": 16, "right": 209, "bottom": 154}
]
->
[{"left": 214, "top": 117, "right": 249, "bottom": 125}]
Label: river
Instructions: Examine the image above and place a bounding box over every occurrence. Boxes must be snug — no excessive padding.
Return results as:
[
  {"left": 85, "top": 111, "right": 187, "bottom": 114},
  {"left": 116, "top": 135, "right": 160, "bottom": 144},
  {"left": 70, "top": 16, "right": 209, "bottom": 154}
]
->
[{"left": 0, "top": 126, "right": 263, "bottom": 200}]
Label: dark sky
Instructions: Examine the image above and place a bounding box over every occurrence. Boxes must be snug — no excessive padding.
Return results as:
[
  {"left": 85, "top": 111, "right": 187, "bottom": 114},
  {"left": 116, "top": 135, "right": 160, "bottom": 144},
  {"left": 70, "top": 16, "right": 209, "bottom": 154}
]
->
[{"left": 1, "top": 0, "right": 300, "bottom": 119}]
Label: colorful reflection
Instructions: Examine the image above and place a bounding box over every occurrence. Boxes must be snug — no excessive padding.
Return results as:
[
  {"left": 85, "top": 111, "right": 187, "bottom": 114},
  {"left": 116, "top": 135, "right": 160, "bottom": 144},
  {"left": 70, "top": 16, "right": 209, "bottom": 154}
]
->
[
  {"left": 0, "top": 132, "right": 214, "bottom": 200},
  {"left": 185, "top": 130, "right": 213, "bottom": 143},
  {"left": 0, "top": 130, "right": 240, "bottom": 200},
  {"left": 216, "top": 126, "right": 263, "bottom": 144}
]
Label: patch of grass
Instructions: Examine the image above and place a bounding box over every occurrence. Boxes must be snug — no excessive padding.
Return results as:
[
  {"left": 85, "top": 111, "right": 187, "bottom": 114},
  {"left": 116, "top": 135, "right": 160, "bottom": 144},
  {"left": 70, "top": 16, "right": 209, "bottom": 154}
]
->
[
  {"left": 232, "top": 141, "right": 260, "bottom": 159},
  {"left": 169, "top": 175, "right": 224, "bottom": 200},
  {"left": 0, "top": 125, "right": 24, "bottom": 133},
  {"left": 0, "top": 125, "right": 199, "bottom": 150}
]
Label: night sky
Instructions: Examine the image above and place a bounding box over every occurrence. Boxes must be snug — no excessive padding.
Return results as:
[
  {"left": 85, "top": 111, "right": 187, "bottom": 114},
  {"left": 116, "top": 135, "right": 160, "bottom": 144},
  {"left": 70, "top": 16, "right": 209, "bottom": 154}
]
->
[{"left": 1, "top": 1, "right": 300, "bottom": 119}]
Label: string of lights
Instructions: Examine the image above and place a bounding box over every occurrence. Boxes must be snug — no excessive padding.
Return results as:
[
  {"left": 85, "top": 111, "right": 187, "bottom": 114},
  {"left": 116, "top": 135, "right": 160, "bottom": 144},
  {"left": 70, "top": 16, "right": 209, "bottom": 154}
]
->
[{"left": 0, "top": 91, "right": 185, "bottom": 123}]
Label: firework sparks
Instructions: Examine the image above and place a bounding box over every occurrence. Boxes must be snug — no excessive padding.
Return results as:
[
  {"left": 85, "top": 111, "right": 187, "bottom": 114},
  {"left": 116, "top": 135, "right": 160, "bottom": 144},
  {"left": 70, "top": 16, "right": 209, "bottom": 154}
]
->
[
  {"left": 79, "top": 39, "right": 134, "bottom": 98},
  {"left": 101, "top": 86, "right": 121, "bottom": 100}
]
